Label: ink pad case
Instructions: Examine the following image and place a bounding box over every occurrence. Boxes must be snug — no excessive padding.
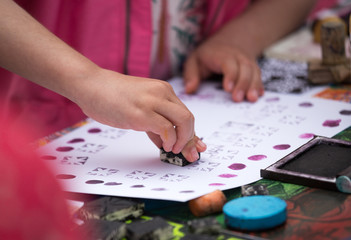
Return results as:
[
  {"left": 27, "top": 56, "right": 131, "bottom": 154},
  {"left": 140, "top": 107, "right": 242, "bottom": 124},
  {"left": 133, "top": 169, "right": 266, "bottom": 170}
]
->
[{"left": 261, "top": 136, "right": 351, "bottom": 193}]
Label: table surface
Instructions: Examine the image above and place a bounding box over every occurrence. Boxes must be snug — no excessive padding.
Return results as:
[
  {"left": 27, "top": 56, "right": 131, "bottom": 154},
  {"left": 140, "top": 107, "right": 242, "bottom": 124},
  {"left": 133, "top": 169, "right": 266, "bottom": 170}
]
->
[
  {"left": 140, "top": 126, "right": 351, "bottom": 240},
  {"left": 59, "top": 80, "right": 351, "bottom": 239},
  {"left": 66, "top": 126, "right": 351, "bottom": 240}
]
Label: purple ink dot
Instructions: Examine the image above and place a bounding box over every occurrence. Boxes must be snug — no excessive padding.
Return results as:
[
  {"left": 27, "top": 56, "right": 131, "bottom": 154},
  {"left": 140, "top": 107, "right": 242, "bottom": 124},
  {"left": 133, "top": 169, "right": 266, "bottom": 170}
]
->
[
  {"left": 180, "top": 190, "right": 194, "bottom": 193},
  {"left": 88, "top": 128, "right": 101, "bottom": 134},
  {"left": 104, "top": 182, "right": 122, "bottom": 186},
  {"left": 299, "top": 133, "right": 315, "bottom": 139},
  {"left": 86, "top": 180, "right": 104, "bottom": 184},
  {"left": 299, "top": 102, "right": 313, "bottom": 107},
  {"left": 209, "top": 183, "right": 225, "bottom": 186},
  {"left": 152, "top": 188, "right": 167, "bottom": 191},
  {"left": 228, "top": 163, "right": 246, "bottom": 170},
  {"left": 131, "top": 185, "right": 145, "bottom": 188},
  {"left": 266, "top": 97, "right": 280, "bottom": 102},
  {"left": 273, "top": 144, "right": 291, "bottom": 150},
  {"left": 67, "top": 138, "right": 85, "bottom": 144},
  {"left": 323, "top": 119, "right": 341, "bottom": 127},
  {"left": 56, "top": 174, "right": 76, "bottom": 180},
  {"left": 248, "top": 155, "right": 267, "bottom": 161},
  {"left": 56, "top": 146, "right": 74, "bottom": 152},
  {"left": 41, "top": 155, "right": 57, "bottom": 160},
  {"left": 340, "top": 110, "right": 351, "bottom": 115},
  {"left": 218, "top": 174, "right": 237, "bottom": 178}
]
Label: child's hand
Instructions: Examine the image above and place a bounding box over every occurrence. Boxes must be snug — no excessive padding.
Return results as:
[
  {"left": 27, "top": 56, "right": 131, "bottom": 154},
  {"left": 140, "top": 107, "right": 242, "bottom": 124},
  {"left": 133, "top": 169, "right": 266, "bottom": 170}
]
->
[
  {"left": 148, "top": 133, "right": 207, "bottom": 162},
  {"left": 183, "top": 35, "right": 264, "bottom": 103},
  {"left": 180, "top": 135, "right": 207, "bottom": 162},
  {"left": 75, "top": 68, "right": 205, "bottom": 159},
  {"left": 183, "top": 0, "right": 318, "bottom": 102}
]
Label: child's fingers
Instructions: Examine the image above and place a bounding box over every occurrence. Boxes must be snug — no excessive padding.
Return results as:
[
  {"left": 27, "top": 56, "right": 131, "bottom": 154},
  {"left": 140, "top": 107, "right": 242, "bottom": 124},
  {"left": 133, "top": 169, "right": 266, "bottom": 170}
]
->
[
  {"left": 172, "top": 116, "right": 195, "bottom": 154},
  {"left": 195, "top": 137, "right": 207, "bottom": 152},
  {"left": 145, "top": 112, "right": 178, "bottom": 152},
  {"left": 183, "top": 55, "right": 201, "bottom": 94},
  {"left": 221, "top": 57, "right": 239, "bottom": 93},
  {"left": 231, "top": 60, "right": 254, "bottom": 102},
  {"left": 146, "top": 132, "right": 163, "bottom": 149},
  {"left": 154, "top": 100, "right": 195, "bottom": 154},
  {"left": 247, "top": 66, "right": 263, "bottom": 102},
  {"left": 181, "top": 136, "right": 207, "bottom": 162}
]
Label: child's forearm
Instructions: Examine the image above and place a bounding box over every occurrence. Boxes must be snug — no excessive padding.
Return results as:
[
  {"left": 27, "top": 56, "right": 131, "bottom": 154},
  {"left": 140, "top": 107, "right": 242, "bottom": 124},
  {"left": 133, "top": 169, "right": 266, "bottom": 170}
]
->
[
  {"left": 0, "top": 0, "right": 99, "bottom": 103},
  {"left": 0, "top": 0, "right": 207, "bottom": 161},
  {"left": 210, "top": 0, "right": 318, "bottom": 58}
]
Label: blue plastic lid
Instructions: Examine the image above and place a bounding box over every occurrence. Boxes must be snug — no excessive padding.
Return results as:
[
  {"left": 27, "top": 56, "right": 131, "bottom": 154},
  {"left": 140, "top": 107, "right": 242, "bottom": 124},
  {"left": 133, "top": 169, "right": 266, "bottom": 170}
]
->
[{"left": 223, "top": 195, "right": 287, "bottom": 231}]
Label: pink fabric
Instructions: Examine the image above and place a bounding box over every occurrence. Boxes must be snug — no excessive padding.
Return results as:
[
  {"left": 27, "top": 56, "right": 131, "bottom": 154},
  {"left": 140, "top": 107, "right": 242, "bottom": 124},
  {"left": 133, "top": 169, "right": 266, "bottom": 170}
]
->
[
  {"left": 128, "top": 0, "right": 152, "bottom": 77},
  {"left": 1, "top": 0, "right": 326, "bottom": 139},
  {"left": 2, "top": 0, "right": 130, "bottom": 138},
  {"left": 203, "top": 0, "right": 250, "bottom": 37},
  {"left": 308, "top": 0, "right": 339, "bottom": 20}
]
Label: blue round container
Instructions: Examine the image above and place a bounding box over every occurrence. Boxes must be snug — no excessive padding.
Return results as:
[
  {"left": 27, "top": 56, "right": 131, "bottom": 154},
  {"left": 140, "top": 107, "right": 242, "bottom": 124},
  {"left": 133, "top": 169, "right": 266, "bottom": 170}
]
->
[{"left": 223, "top": 195, "right": 287, "bottom": 231}]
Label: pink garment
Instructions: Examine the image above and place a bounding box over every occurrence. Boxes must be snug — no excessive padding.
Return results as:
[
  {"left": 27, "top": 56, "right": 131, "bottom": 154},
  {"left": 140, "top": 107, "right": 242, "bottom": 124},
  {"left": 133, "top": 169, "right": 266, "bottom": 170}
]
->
[
  {"left": 0, "top": 0, "right": 333, "bottom": 139},
  {"left": 0, "top": 0, "right": 249, "bottom": 139},
  {"left": 308, "top": 0, "right": 340, "bottom": 21}
]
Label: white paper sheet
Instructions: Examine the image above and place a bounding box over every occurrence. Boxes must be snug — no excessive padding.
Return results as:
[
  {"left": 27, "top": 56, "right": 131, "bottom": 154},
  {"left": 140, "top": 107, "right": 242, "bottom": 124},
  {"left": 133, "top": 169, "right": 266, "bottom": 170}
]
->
[{"left": 38, "top": 77, "right": 351, "bottom": 202}]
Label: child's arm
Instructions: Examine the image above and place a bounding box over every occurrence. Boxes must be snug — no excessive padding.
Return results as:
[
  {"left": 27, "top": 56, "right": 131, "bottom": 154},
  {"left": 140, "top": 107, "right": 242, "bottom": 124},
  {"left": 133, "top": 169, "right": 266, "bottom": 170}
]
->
[
  {"left": 183, "top": 0, "right": 317, "bottom": 102},
  {"left": 0, "top": 0, "right": 206, "bottom": 161}
]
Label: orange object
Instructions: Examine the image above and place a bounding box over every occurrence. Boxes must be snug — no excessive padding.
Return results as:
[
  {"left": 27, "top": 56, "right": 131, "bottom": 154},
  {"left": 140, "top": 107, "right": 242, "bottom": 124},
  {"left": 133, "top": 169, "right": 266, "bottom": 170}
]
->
[
  {"left": 188, "top": 190, "right": 227, "bottom": 217},
  {"left": 313, "top": 16, "right": 346, "bottom": 43}
]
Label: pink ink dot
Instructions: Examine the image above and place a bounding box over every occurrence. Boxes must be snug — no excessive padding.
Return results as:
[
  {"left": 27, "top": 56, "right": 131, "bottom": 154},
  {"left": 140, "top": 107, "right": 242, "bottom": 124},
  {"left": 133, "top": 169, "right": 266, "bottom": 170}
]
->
[
  {"left": 299, "top": 102, "right": 313, "bottom": 107},
  {"left": 67, "top": 138, "right": 85, "bottom": 144},
  {"left": 323, "top": 119, "right": 341, "bottom": 127},
  {"left": 273, "top": 144, "right": 290, "bottom": 150},
  {"left": 56, "top": 174, "right": 76, "bottom": 180},
  {"left": 180, "top": 190, "right": 194, "bottom": 193},
  {"left": 41, "top": 155, "right": 57, "bottom": 160},
  {"left": 86, "top": 180, "right": 104, "bottom": 184},
  {"left": 209, "top": 183, "right": 225, "bottom": 186},
  {"left": 104, "top": 182, "right": 122, "bottom": 186},
  {"left": 340, "top": 110, "right": 351, "bottom": 115},
  {"left": 152, "top": 188, "right": 167, "bottom": 191},
  {"left": 228, "top": 163, "right": 246, "bottom": 170},
  {"left": 88, "top": 128, "right": 101, "bottom": 133},
  {"left": 56, "top": 146, "right": 74, "bottom": 152},
  {"left": 299, "top": 133, "right": 314, "bottom": 139},
  {"left": 266, "top": 97, "right": 280, "bottom": 102},
  {"left": 218, "top": 174, "right": 237, "bottom": 178},
  {"left": 248, "top": 155, "right": 267, "bottom": 161}
]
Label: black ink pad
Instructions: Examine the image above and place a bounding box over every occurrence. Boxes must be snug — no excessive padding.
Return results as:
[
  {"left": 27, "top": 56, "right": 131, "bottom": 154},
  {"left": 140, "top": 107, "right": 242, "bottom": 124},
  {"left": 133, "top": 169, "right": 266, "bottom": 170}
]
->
[{"left": 261, "top": 136, "right": 351, "bottom": 193}]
